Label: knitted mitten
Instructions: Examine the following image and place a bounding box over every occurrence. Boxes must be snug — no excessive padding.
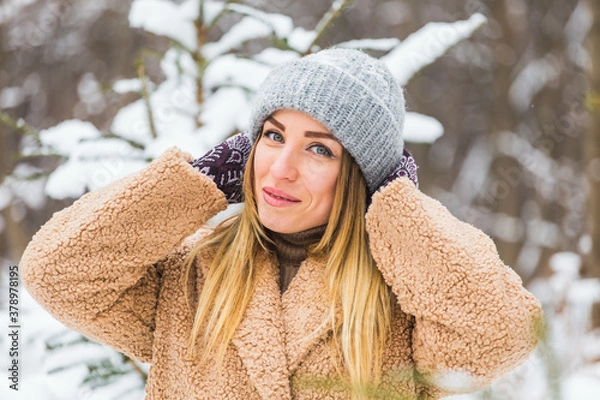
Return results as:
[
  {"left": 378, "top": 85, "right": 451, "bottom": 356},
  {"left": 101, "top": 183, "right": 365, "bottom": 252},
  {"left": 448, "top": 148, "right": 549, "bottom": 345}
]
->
[
  {"left": 378, "top": 148, "right": 419, "bottom": 191},
  {"left": 190, "top": 132, "right": 253, "bottom": 203}
]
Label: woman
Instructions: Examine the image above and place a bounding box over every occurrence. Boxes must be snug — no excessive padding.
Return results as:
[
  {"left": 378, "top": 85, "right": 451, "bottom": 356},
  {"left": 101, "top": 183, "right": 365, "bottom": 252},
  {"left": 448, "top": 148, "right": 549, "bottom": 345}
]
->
[{"left": 20, "top": 49, "right": 542, "bottom": 400}]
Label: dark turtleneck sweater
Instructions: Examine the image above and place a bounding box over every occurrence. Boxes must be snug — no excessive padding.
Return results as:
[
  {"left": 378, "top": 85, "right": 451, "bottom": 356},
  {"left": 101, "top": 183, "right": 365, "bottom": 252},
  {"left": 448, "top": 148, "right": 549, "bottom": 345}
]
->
[{"left": 266, "top": 225, "right": 326, "bottom": 293}]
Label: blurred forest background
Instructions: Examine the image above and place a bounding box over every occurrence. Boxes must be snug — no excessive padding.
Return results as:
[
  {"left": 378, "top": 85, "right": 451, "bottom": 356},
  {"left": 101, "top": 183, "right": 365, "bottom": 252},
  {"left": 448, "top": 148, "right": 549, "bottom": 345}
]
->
[
  {"left": 0, "top": 0, "right": 599, "bottom": 398},
  {"left": 2, "top": 0, "right": 600, "bottom": 281}
]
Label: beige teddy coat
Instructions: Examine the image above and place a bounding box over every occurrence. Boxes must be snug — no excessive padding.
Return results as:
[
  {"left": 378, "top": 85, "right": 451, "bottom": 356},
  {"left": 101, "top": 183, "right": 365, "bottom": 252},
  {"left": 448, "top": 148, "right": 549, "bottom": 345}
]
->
[{"left": 20, "top": 148, "right": 542, "bottom": 400}]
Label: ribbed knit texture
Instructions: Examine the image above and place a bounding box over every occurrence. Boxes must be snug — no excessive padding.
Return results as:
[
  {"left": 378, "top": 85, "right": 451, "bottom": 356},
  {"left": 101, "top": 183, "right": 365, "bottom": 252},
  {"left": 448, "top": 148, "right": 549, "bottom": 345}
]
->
[
  {"left": 249, "top": 48, "right": 405, "bottom": 192},
  {"left": 267, "top": 225, "right": 326, "bottom": 293}
]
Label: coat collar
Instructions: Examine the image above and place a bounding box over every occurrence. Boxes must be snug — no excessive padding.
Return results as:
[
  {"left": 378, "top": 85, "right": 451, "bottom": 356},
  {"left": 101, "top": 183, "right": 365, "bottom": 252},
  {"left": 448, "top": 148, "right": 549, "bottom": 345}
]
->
[
  {"left": 229, "top": 251, "right": 292, "bottom": 399},
  {"left": 196, "top": 248, "right": 337, "bottom": 399},
  {"left": 281, "top": 256, "right": 339, "bottom": 374}
]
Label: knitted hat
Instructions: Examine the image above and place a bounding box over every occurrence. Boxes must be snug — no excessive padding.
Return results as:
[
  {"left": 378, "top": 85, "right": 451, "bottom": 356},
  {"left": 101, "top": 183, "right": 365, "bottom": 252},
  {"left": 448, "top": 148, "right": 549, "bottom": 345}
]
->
[{"left": 249, "top": 48, "right": 405, "bottom": 192}]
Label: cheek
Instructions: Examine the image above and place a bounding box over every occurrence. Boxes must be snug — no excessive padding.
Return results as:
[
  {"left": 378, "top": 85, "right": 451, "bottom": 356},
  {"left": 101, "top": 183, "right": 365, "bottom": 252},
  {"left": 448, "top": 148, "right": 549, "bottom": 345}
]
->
[
  {"left": 253, "top": 146, "right": 269, "bottom": 181},
  {"left": 306, "top": 166, "right": 338, "bottom": 205},
  {"left": 322, "top": 177, "right": 338, "bottom": 207}
]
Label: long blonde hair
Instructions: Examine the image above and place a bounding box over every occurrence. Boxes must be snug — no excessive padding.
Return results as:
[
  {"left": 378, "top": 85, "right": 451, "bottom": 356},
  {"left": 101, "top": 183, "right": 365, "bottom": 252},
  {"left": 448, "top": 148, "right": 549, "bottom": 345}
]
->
[{"left": 182, "top": 140, "right": 392, "bottom": 398}]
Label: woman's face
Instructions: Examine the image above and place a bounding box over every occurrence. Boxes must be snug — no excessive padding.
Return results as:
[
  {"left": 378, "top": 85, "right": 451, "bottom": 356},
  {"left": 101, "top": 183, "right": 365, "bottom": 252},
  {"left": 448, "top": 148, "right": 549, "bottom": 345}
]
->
[{"left": 253, "top": 109, "right": 343, "bottom": 234}]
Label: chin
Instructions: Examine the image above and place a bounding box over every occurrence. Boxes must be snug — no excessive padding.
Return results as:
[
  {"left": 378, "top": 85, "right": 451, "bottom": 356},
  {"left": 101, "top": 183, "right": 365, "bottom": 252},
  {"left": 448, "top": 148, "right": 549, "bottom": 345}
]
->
[
  {"left": 260, "top": 219, "right": 295, "bottom": 234},
  {"left": 256, "top": 206, "right": 292, "bottom": 233}
]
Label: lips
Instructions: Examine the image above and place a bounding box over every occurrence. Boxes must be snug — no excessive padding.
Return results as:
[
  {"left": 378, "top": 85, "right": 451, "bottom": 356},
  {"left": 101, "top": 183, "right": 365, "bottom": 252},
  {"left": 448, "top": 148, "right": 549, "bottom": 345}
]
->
[{"left": 263, "top": 186, "right": 301, "bottom": 207}]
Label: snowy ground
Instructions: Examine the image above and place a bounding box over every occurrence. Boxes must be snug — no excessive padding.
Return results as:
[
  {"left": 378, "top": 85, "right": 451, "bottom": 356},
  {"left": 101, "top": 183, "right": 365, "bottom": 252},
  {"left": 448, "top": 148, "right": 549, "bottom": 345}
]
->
[
  {"left": 0, "top": 262, "right": 147, "bottom": 400},
  {"left": 2, "top": 253, "right": 600, "bottom": 400}
]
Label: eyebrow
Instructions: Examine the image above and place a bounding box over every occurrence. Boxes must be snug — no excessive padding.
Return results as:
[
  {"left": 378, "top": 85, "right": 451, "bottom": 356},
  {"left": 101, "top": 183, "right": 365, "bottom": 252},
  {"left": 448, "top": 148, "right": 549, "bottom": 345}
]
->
[{"left": 266, "top": 116, "right": 338, "bottom": 141}]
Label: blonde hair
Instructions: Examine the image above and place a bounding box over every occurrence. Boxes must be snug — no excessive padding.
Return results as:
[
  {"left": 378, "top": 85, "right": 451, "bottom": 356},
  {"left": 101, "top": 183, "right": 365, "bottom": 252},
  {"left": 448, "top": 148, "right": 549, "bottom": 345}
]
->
[{"left": 182, "top": 141, "right": 392, "bottom": 399}]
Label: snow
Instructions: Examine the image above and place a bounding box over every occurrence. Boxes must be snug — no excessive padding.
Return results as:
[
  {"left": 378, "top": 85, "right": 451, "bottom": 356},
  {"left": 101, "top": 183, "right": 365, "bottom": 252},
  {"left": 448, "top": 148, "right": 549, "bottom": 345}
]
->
[
  {"left": 6, "top": 3, "right": 599, "bottom": 398},
  {"left": 0, "top": 0, "right": 36, "bottom": 25},
  {"left": 564, "top": 1, "right": 593, "bottom": 69},
  {"left": 0, "top": 264, "right": 147, "bottom": 400},
  {"left": 443, "top": 254, "right": 600, "bottom": 400},
  {"left": 38, "top": 8, "right": 478, "bottom": 201},
  {"left": 204, "top": 54, "right": 272, "bottom": 91},
  {"left": 287, "top": 27, "right": 317, "bottom": 53},
  {"left": 37, "top": 120, "right": 156, "bottom": 199},
  {"left": 196, "top": 86, "right": 251, "bottom": 144},
  {"left": 0, "top": 86, "right": 25, "bottom": 109},
  {"left": 383, "top": 13, "right": 487, "bottom": 86},
  {"left": 337, "top": 37, "right": 400, "bottom": 51},
  {"left": 226, "top": 4, "right": 293, "bottom": 39},
  {"left": 527, "top": 218, "right": 560, "bottom": 248},
  {"left": 0, "top": 165, "right": 47, "bottom": 213},
  {"left": 129, "top": 0, "right": 198, "bottom": 49},
  {"left": 160, "top": 43, "right": 199, "bottom": 82},
  {"left": 110, "top": 98, "right": 155, "bottom": 146},
  {"left": 403, "top": 112, "right": 444, "bottom": 144},
  {"left": 563, "top": 369, "right": 600, "bottom": 399},
  {"left": 111, "top": 48, "right": 199, "bottom": 149},
  {"left": 202, "top": 16, "right": 273, "bottom": 60},
  {"left": 5, "top": 252, "right": 599, "bottom": 400},
  {"left": 45, "top": 141, "right": 148, "bottom": 199},
  {"left": 550, "top": 252, "right": 582, "bottom": 276},
  {"left": 508, "top": 1, "right": 593, "bottom": 111},
  {"left": 432, "top": 370, "right": 484, "bottom": 393},
  {"left": 253, "top": 48, "right": 300, "bottom": 66},
  {"left": 112, "top": 78, "right": 144, "bottom": 94},
  {"left": 490, "top": 213, "right": 525, "bottom": 243},
  {"left": 7, "top": 172, "right": 46, "bottom": 210},
  {"left": 39, "top": 120, "right": 101, "bottom": 156},
  {"left": 453, "top": 137, "right": 494, "bottom": 206},
  {"left": 509, "top": 55, "right": 562, "bottom": 113},
  {"left": 495, "top": 131, "right": 559, "bottom": 200},
  {"left": 0, "top": 184, "right": 11, "bottom": 210}
]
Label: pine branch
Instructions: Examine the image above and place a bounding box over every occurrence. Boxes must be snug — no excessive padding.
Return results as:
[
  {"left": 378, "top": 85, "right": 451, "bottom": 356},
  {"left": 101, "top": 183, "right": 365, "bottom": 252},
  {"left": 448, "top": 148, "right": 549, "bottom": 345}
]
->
[
  {"left": 194, "top": 2, "right": 208, "bottom": 128},
  {"left": 303, "top": 0, "right": 354, "bottom": 55},
  {"left": 0, "top": 110, "right": 42, "bottom": 146},
  {"left": 12, "top": 152, "right": 65, "bottom": 165},
  {"left": 124, "top": 354, "right": 148, "bottom": 381},
  {"left": 199, "top": 0, "right": 205, "bottom": 27},
  {"left": 207, "top": 0, "right": 241, "bottom": 30},
  {"left": 103, "top": 132, "right": 146, "bottom": 150},
  {"left": 136, "top": 61, "right": 158, "bottom": 139}
]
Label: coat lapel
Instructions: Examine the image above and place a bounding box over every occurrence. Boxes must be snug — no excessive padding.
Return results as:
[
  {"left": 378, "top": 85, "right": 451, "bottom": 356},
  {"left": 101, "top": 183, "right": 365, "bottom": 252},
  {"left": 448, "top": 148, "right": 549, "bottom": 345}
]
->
[
  {"left": 282, "top": 257, "right": 340, "bottom": 374},
  {"left": 193, "top": 246, "right": 337, "bottom": 397},
  {"left": 230, "top": 252, "right": 292, "bottom": 400}
]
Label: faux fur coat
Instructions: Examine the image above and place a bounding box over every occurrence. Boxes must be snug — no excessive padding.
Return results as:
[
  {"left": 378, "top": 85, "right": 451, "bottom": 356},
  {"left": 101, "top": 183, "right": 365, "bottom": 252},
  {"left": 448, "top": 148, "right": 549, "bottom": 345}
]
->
[{"left": 20, "top": 147, "right": 543, "bottom": 399}]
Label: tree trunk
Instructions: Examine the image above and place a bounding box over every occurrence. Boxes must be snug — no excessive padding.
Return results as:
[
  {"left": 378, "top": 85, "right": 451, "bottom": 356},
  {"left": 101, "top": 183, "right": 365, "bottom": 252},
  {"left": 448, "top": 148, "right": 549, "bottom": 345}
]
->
[
  {"left": 487, "top": 0, "right": 522, "bottom": 269},
  {"left": 0, "top": 4, "right": 28, "bottom": 265},
  {"left": 585, "top": 0, "right": 600, "bottom": 278}
]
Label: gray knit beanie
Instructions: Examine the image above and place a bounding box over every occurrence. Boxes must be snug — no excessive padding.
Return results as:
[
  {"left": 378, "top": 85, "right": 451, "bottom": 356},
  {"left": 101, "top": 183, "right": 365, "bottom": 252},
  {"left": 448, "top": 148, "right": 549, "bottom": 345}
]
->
[{"left": 249, "top": 48, "right": 405, "bottom": 192}]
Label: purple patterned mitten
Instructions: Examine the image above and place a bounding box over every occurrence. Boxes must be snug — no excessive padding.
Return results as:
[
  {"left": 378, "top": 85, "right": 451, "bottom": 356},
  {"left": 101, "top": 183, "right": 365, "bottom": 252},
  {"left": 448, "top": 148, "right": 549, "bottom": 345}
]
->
[
  {"left": 378, "top": 148, "right": 419, "bottom": 191},
  {"left": 191, "top": 132, "right": 253, "bottom": 203}
]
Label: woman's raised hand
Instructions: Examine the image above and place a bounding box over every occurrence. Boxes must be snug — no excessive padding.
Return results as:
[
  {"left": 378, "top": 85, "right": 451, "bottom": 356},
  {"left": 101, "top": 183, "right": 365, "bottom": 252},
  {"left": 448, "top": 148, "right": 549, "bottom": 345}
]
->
[
  {"left": 378, "top": 148, "right": 419, "bottom": 191},
  {"left": 191, "top": 132, "right": 253, "bottom": 203}
]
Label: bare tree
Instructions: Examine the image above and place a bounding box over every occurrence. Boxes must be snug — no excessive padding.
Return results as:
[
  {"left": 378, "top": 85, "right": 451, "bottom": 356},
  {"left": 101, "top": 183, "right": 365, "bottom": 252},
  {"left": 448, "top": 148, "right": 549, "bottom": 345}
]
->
[{"left": 586, "top": 0, "right": 600, "bottom": 279}]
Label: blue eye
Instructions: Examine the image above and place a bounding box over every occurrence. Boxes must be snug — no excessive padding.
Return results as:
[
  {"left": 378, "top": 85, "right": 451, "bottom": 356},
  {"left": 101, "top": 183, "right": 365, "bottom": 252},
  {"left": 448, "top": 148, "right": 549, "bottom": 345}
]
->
[
  {"left": 310, "top": 144, "right": 334, "bottom": 157},
  {"left": 264, "top": 130, "right": 284, "bottom": 143}
]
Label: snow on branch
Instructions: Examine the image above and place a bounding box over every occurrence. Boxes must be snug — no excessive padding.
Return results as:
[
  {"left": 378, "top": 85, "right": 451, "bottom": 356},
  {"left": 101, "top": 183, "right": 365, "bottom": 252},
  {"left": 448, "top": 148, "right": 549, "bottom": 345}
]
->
[
  {"left": 336, "top": 38, "right": 400, "bottom": 52},
  {"left": 383, "top": 13, "right": 487, "bottom": 85},
  {"left": 129, "top": 0, "right": 199, "bottom": 50},
  {"left": 13, "top": 5, "right": 486, "bottom": 201},
  {"left": 225, "top": 4, "right": 294, "bottom": 40},
  {"left": 509, "top": 54, "right": 561, "bottom": 113},
  {"left": 203, "top": 16, "right": 275, "bottom": 60},
  {"left": 403, "top": 112, "right": 444, "bottom": 144}
]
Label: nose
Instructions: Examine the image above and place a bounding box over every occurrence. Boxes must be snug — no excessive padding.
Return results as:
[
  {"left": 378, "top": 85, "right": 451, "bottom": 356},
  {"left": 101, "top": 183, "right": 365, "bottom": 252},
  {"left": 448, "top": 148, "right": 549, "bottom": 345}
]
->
[{"left": 269, "top": 148, "right": 299, "bottom": 181}]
